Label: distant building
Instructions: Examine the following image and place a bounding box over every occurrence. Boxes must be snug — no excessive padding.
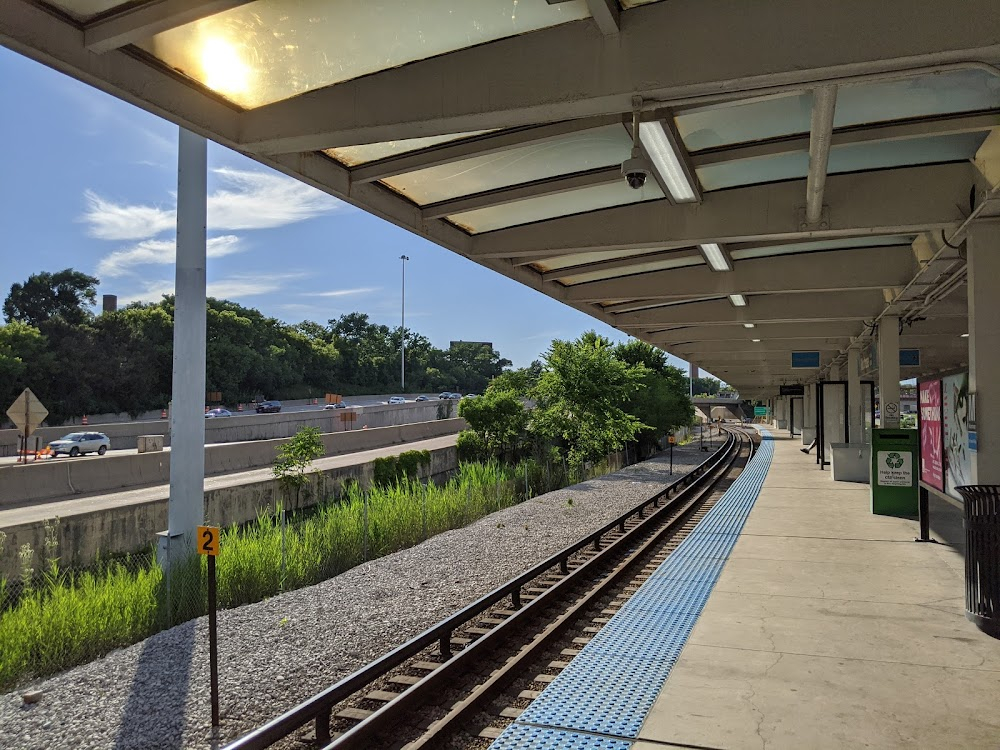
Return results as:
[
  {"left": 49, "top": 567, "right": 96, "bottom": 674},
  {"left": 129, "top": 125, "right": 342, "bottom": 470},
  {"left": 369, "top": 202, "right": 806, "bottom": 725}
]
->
[{"left": 102, "top": 294, "right": 118, "bottom": 313}]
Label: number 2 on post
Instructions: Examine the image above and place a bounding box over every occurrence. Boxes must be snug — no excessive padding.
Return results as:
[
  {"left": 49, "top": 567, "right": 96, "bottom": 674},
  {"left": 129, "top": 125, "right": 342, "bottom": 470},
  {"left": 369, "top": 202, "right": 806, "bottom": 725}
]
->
[{"left": 197, "top": 525, "right": 220, "bottom": 556}]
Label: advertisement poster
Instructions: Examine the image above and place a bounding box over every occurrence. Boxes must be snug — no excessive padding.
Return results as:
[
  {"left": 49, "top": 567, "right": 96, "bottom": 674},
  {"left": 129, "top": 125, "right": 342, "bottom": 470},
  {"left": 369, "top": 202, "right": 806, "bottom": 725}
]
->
[
  {"left": 942, "top": 372, "right": 972, "bottom": 500},
  {"left": 919, "top": 380, "right": 943, "bottom": 491}
]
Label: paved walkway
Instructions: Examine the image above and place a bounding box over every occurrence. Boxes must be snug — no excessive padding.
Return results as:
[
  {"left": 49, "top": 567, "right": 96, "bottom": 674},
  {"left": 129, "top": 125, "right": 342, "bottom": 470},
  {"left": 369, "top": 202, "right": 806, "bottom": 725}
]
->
[
  {"left": 0, "top": 434, "right": 458, "bottom": 529},
  {"left": 637, "top": 430, "right": 1000, "bottom": 749}
]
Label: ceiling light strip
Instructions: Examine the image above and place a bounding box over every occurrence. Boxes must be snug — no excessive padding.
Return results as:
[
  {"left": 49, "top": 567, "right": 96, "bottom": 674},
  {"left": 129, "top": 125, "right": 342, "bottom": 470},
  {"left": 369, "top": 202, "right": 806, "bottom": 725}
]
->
[{"left": 638, "top": 121, "right": 697, "bottom": 203}]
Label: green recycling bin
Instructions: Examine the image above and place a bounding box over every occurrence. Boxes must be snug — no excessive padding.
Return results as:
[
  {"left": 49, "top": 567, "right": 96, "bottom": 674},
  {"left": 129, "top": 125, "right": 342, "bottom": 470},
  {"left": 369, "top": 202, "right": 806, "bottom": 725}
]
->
[{"left": 870, "top": 428, "right": 918, "bottom": 516}]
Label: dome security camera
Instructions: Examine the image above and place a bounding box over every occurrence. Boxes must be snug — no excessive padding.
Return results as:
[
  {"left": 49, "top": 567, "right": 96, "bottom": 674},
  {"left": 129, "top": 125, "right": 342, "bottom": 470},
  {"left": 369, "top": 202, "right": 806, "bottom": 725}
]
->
[{"left": 621, "top": 155, "right": 650, "bottom": 190}]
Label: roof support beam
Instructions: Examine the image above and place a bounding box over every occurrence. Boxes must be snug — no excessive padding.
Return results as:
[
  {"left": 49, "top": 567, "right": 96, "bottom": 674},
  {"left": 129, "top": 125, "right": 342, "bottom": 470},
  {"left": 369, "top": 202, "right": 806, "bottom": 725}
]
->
[
  {"left": 806, "top": 86, "right": 837, "bottom": 225},
  {"left": 542, "top": 248, "right": 702, "bottom": 282},
  {"left": 421, "top": 167, "right": 619, "bottom": 221},
  {"left": 689, "top": 111, "right": 1000, "bottom": 168},
  {"left": 613, "top": 290, "right": 885, "bottom": 328},
  {"left": 650, "top": 322, "right": 867, "bottom": 344},
  {"left": 237, "top": 0, "right": 1000, "bottom": 152},
  {"left": 349, "top": 116, "right": 622, "bottom": 182},
  {"left": 673, "top": 339, "right": 851, "bottom": 355},
  {"left": 470, "top": 163, "right": 971, "bottom": 259},
  {"left": 565, "top": 245, "right": 917, "bottom": 302},
  {"left": 84, "top": 1, "right": 253, "bottom": 54},
  {"left": 586, "top": 0, "right": 620, "bottom": 35}
]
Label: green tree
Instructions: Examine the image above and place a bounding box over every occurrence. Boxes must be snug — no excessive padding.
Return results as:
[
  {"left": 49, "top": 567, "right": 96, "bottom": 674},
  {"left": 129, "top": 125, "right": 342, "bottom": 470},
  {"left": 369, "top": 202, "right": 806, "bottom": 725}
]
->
[
  {"left": 3, "top": 269, "right": 99, "bottom": 326},
  {"left": 531, "top": 333, "right": 648, "bottom": 466},
  {"left": 458, "top": 388, "right": 529, "bottom": 461},
  {"left": 613, "top": 340, "right": 693, "bottom": 454}
]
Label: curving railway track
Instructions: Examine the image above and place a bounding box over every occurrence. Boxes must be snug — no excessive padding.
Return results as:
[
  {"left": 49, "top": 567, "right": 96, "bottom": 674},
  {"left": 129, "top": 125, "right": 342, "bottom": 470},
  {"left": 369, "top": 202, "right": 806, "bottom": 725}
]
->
[{"left": 225, "top": 426, "right": 757, "bottom": 750}]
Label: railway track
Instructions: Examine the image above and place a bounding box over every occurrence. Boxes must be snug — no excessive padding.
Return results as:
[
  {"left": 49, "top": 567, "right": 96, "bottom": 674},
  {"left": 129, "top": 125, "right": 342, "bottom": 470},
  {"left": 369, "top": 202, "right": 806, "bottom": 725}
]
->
[{"left": 225, "top": 426, "right": 756, "bottom": 750}]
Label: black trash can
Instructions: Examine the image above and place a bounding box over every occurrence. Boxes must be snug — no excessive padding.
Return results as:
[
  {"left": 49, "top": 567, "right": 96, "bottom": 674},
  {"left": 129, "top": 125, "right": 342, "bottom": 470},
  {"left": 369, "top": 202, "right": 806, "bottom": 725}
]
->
[{"left": 956, "top": 485, "right": 1000, "bottom": 639}]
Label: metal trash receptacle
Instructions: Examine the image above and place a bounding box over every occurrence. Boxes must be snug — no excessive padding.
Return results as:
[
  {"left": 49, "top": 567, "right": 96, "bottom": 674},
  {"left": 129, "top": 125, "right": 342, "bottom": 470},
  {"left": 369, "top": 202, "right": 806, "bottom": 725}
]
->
[{"left": 956, "top": 485, "right": 1000, "bottom": 639}]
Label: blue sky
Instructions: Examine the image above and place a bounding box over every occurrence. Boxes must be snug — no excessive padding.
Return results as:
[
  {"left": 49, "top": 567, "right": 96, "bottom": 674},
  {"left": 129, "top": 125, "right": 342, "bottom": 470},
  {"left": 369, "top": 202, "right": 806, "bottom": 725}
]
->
[{"left": 0, "top": 46, "right": 694, "bottom": 373}]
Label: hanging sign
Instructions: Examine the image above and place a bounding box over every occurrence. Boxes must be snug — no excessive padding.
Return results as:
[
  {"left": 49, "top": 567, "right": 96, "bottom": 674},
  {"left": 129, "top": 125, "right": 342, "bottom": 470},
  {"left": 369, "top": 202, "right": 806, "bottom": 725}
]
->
[{"left": 791, "top": 352, "right": 820, "bottom": 369}]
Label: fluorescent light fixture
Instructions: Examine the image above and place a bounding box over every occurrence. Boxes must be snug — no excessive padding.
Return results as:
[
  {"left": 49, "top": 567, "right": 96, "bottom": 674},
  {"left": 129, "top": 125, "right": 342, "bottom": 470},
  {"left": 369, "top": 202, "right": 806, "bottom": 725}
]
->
[
  {"left": 961, "top": 333, "right": 970, "bottom": 338},
  {"left": 752, "top": 338, "right": 761, "bottom": 342},
  {"left": 729, "top": 294, "right": 748, "bottom": 307},
  {"left": 743, "top": 323, "right": 756, "bottom": 329},
  {"left": 639, "top": 121, "right": 697, "bottom": 202},
  {"left": 700, "top": 243, "right": 732, "bottom": 272}
]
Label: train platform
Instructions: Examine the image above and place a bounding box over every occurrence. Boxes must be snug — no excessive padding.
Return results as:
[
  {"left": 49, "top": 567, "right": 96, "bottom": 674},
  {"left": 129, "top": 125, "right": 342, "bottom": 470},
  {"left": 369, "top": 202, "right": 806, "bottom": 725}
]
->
[{"left": 491, "top": 428, "right": 1000, "bottom": 750}]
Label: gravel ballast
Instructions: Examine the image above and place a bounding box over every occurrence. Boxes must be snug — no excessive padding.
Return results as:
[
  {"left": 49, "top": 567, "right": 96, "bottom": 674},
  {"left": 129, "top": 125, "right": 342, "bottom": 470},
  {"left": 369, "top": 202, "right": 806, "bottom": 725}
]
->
[{"left": 0, "top": 445, "right": 710, "bottom": 750}]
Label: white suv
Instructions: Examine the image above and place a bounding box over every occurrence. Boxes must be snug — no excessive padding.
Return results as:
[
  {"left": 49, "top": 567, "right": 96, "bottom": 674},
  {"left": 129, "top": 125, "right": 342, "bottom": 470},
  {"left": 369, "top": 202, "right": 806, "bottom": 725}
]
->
[{"left": 48, "top": 432, "right": 111, "bottom": 457}]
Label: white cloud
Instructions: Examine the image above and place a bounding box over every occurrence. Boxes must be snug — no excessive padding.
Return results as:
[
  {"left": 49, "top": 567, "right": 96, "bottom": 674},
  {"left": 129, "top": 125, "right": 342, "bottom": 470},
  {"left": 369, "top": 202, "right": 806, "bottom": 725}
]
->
[
  {"left": 82, "top": 167, "right": 345, "bottom": 241},
  {"left": 97, "top": 235, "right": 243, "bottom": 277},
  {"left": 83, "top": 190, "right": 175, "bottom": 240},
  {"left": 307, "top": 287, "right": 380, "bottom": 298},
  {"left": 207, "top": 168, "right": 343, "bottom": 230}
]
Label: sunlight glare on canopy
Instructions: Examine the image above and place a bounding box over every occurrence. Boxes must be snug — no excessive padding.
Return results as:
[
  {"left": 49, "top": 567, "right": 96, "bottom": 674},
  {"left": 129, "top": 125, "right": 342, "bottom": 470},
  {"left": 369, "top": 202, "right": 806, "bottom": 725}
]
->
[{"left": 200, "top": 36, "right": 251, "bottom": 99}]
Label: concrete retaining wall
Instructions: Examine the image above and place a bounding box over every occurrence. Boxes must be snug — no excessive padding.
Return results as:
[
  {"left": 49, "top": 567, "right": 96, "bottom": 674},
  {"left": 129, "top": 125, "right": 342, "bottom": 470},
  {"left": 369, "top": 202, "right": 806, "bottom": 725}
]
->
[
  {"left": 0, "top": 400, "right": 456, "bottom": 455},
  {"left": 0, "top": 418, "right": 465, "bottom": 506},
  {"left": 0, "top": 445, "right": 459, "bottom": 578}
]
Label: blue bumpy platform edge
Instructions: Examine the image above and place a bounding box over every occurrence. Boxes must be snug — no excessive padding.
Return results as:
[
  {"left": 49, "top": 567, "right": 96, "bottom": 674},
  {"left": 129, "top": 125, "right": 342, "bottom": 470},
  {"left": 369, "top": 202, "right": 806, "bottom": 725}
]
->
[{"left": 489, "top": 429, "right": 774, "bottom": 750}]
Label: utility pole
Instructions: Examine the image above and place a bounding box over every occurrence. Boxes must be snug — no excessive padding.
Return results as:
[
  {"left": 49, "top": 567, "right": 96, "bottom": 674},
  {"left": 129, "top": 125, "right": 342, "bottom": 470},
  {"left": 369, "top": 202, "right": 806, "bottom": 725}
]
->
[{"left": 400, "top": 255, "right": 409, "bottom": 391}]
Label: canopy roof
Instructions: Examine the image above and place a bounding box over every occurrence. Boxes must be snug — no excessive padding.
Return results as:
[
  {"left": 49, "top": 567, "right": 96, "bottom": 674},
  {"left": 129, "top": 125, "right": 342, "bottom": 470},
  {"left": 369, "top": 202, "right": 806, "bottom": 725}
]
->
[{"left": 5, "top": 0, "right": 1000, "bottom": 395}]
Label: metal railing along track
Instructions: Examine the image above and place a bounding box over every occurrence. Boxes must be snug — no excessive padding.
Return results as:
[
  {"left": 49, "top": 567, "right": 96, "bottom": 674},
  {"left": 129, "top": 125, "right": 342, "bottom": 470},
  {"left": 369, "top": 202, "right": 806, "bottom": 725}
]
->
[{"left": 225, "top": 428, "right": 749, "bottom": 750}]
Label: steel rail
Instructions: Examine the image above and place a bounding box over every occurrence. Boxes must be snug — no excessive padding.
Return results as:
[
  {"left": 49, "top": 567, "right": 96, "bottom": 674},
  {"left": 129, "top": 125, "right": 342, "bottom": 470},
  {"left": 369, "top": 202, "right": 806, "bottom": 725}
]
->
[
  {"left": 396, "top": 428, "right": 753, "bottom": 750},
  {"left": 321, "top": 428, "right": 748, "bottom": 750},
  {"left": 225, "top": 431, "right": 742, "bottom": 750}
]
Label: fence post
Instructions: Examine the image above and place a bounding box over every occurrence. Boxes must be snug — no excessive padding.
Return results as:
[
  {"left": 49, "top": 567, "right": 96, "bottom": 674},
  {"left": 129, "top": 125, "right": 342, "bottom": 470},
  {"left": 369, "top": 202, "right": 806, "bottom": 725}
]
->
[
  {"left": 422, "top": 482, "right": 428, "bottom": 541},
  {"left": 363, "top": 493, "right": 369, "bottom": 561}
]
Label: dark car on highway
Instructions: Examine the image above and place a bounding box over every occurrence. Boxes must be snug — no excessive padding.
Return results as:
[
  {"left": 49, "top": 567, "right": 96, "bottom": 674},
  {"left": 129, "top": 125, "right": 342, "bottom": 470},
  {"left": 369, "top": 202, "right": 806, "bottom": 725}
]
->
[{"left": 256, "top": 400, "right": 282, "bottom": 414}]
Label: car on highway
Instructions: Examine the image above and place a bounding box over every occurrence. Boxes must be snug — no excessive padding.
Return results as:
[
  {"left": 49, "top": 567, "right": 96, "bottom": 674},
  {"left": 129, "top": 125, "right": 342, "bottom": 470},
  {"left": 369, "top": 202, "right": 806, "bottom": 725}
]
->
[
  {"left": 205, "top": 408, "right": 232, "bottom": 418},
  {"left": 388, "top": 396, "right": 406, "bottom": 405},
  {"left": 415, "top": 395, "right": 429, "bottom": 402},
  {"left": 438, "top": 392, "right": 452, "bottom": 400},
  {"left": 464, "top": 394, "right": 479, "bottom": 399},
  {"left": 48, "top": 432, "right": 110, "bottom": 457},
  {"left": 255, "top": 400, "right": 282, "bottom": 414},
  {"left": 322, "top": 402, "right": 347, "bottom": 409}
]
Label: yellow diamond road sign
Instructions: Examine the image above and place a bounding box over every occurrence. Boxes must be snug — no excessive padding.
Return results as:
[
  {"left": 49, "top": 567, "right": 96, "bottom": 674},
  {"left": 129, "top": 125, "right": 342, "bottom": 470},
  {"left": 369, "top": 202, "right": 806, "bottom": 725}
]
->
[{"left": 6, "top": 388, "right": 49, "bottom": 437}]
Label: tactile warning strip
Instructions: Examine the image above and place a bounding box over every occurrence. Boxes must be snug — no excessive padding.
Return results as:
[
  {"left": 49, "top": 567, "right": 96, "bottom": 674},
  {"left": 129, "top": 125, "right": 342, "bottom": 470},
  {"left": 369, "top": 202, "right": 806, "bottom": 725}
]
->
[{"left": 491, "top": 430, "right": 774, "bottom": 748}]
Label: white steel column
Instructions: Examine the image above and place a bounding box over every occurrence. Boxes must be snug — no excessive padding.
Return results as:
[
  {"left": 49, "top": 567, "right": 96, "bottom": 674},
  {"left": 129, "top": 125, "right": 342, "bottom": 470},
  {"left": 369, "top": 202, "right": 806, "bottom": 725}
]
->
[
  {"left": 847, "top": 347, "right": 863, "bottom": 443},
  {"left": 803, "top": 383, "right": 816, "bottom": 445},
  {"left": 878, "top": 316, "right": 901, "bottom": 428},
  {"left": 967, "top": 219, "right": 1000, "bottom": 483},
  {"left": 164, "top": 128, "right": 208, "bottom": 563}
]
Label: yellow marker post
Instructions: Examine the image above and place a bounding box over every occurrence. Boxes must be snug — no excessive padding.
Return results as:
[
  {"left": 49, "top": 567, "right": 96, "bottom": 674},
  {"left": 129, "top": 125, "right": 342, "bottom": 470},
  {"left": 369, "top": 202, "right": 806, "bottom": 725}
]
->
[
  {"left": 197, "top": 525, "right": 221, "bottom": 727},
  {"left": 667, "top": 436, "right": 676, "bottom": 474}
]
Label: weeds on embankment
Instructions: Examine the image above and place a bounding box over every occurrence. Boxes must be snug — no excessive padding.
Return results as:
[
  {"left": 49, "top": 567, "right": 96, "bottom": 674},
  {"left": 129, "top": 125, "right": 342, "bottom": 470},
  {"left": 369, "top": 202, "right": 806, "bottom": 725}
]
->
[{"left": 0, "top": 455, "right": 622, "bottom": 691}]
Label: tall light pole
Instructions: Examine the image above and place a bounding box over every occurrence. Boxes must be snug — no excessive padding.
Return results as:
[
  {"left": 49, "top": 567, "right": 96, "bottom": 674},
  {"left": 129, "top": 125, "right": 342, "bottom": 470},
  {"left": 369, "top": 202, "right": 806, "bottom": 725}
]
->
[{"left": 400, "top": 255, "right": 409, "bottom": 391}]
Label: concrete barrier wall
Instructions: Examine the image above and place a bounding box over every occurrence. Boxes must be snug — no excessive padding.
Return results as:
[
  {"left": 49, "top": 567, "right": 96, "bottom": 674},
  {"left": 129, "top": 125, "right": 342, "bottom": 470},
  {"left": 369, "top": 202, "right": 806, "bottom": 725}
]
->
[
  {"left": 0, "top": 418, "right": 465, "bottom": 506},
  {"left": 0, "top": 400, "right": 455, "bottom": 454},
  {"left": 0, "top": 445, "right": 459, "bottom": 578}
]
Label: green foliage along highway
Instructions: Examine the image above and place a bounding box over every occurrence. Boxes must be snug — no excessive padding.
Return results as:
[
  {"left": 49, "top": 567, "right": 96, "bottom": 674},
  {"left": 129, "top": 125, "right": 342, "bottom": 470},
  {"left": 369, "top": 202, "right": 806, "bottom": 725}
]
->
[
  {"left": 0, "top": 269, "right": 511, "bottom": 424},
  {"left": 458, "top": 333, "right": 694, "bottom": 468}
]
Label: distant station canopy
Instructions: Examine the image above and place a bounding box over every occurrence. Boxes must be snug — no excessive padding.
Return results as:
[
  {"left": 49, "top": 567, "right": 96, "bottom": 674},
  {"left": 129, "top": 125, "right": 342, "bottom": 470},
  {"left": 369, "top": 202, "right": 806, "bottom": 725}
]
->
[{"left": 4, "top": 0, "right": 999, "bottom": 398}]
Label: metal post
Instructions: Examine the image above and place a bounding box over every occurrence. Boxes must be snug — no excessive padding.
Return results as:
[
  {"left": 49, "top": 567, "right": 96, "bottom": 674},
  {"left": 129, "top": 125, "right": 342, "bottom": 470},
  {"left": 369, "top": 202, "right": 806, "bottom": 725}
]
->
[
  {"left": 915, "top": 486, "right": 936, "bottom": 543},
  {"left": 163, "top": 128, "right": 207, "bottom": 568},
  {"left": 207, "top": 554, "right": 219, "bottom": 727},
  {"left": 400, "top": 255, "right": 409, "bottom": 391},
  {"left": 363, "top": 494, "right": 369, "bottom": 560},
  {"left": 670, "top": 442, "right": 674, "bottom": 475}
]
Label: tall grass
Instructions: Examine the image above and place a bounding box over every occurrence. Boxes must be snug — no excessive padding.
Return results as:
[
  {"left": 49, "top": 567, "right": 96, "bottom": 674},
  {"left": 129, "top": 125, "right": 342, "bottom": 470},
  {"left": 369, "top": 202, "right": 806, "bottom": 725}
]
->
[{"left": 0, "top": 454, "right": 628, "bottom": 691}]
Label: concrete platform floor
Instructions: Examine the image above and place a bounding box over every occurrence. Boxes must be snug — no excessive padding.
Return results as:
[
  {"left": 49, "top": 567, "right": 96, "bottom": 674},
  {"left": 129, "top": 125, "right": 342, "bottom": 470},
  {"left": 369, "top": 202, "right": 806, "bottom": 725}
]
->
[{"left": 637, "top": 429, "right": 1000, "bottom": 750}]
